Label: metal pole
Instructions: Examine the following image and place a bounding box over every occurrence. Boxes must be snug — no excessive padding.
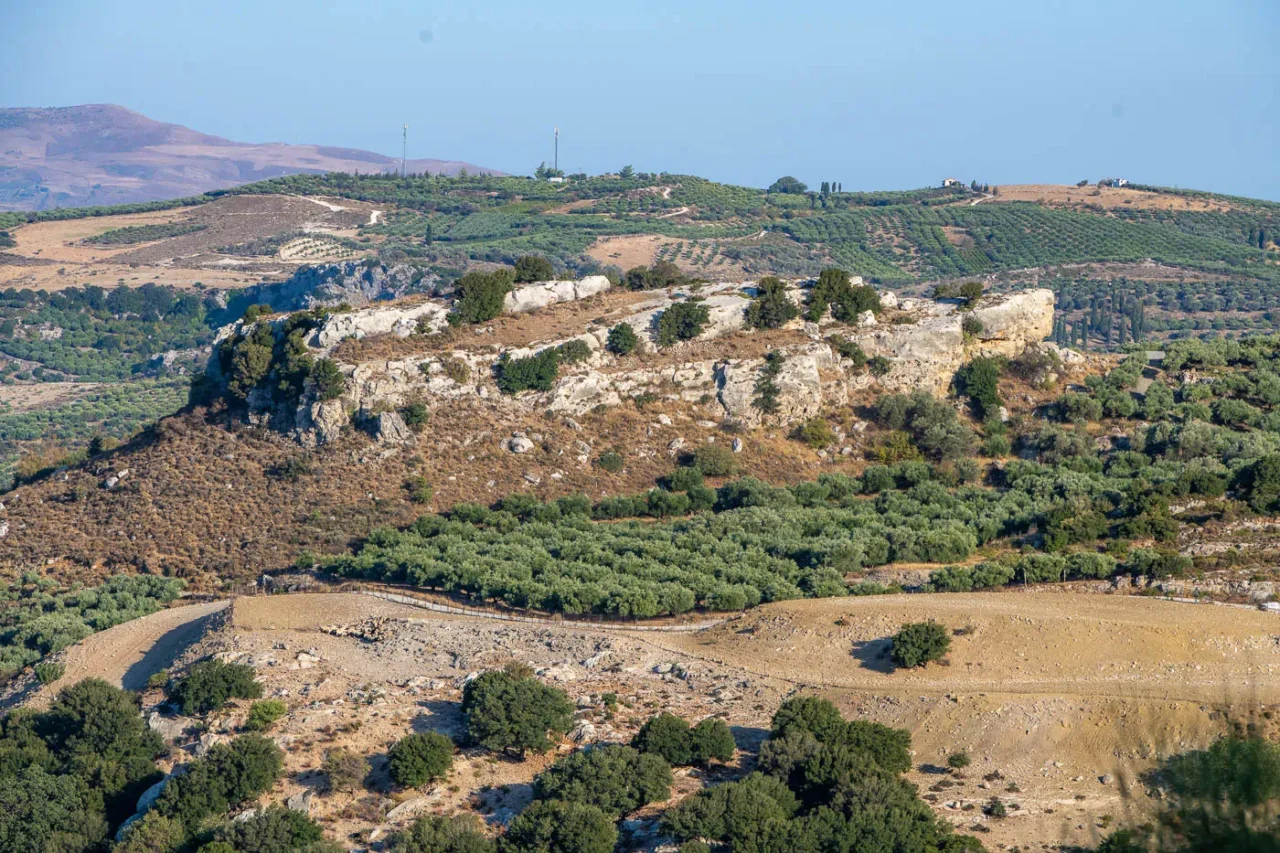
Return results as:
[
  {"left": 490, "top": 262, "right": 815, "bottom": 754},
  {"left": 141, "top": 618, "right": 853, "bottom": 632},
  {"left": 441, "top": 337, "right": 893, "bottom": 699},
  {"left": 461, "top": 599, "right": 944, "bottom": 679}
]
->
[
  {"left": 402, "top": 125, "right": 408, "bottom": 177},
  {"left": 554, "top": 127, "right": 558, "bottom": 174}
]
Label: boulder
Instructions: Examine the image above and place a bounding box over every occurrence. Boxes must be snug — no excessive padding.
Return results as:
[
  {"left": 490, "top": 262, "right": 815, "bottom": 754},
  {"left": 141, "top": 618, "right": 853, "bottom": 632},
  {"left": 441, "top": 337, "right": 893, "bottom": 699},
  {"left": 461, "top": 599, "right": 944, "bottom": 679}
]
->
[
  {"left": 503, "top": 275, "right": 611, "bottom": 313},
  {"left": 507, "top": 436, "right": 535, "bottom": 453},
  {"left": 147, "top": 712, "right": 196, "bottom": 743},
  {"left": 286, "top": 790, "right": 314, "bottom": 814},
  {"left": 136, "top": 777, "right": 168, "bottom": 814},
  {"left": 386, "top": 797, "right": 433, "bottom": 822},
  {"left": 718, "top": 351, "right": 827, "bottom": 425},
  {"left": 372, "top": 411, "right": 416, "bottom": 446},
  {"left": 311, "top": 302, "right": 450, "bottom": 351}
]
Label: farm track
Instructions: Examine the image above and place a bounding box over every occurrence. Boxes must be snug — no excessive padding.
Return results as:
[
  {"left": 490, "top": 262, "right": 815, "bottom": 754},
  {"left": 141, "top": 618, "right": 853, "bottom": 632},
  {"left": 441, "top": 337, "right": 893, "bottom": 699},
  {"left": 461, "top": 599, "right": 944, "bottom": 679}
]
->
[{"left": 14, "top": 599, "right": 228, "bottom": 709}]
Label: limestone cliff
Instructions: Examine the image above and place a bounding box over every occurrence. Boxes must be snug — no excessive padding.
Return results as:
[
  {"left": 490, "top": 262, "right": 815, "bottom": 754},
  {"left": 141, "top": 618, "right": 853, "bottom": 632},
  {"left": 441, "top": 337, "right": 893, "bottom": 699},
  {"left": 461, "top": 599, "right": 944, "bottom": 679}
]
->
[{"left": 207, "top": 275, "right": 1055, "bottom": 446}]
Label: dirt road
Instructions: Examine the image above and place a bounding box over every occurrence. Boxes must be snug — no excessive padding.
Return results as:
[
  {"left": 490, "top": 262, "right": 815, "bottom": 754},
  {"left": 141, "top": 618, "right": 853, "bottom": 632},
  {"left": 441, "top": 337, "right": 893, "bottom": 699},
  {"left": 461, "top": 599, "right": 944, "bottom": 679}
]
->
[{"left": 22, "top": 599, "right": 228, "bottom": 709}]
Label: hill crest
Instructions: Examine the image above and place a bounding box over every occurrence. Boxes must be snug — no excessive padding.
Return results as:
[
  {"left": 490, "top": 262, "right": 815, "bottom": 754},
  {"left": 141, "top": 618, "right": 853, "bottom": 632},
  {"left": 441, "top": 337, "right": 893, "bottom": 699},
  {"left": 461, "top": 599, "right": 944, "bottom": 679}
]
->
[{"left": 0, "top": 104, "right": 501, "bottom": 211}]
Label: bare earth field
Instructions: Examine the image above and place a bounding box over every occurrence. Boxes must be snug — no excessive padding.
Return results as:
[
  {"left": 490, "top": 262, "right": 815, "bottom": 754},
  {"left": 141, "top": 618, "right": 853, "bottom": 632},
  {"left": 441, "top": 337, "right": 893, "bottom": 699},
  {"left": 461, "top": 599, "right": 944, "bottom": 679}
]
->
[
  {"left": 986, "top": 184, "right": 1230, "bottom": 212},
  {"left": 0, "top": 381, "right": 103, "bottom": 413},
  {"left": 0, "top": 194, "right": 378, "bottom": 291},
  {"left": 30, "top": 588, "right": 1278, "bottom": 850}
]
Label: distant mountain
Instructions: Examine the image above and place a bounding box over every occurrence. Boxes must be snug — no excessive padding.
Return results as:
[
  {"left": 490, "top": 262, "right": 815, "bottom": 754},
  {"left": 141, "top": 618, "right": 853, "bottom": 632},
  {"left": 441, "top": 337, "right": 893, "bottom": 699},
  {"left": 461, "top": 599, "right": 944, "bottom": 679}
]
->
[{"left": 0, "top": 104, "right": 501, "bottom": 211}]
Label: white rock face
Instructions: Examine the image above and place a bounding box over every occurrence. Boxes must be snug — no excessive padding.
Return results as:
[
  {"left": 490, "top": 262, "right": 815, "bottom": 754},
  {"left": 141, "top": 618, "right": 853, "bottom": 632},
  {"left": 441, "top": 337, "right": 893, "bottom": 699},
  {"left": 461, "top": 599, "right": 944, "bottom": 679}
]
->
[
  {"left": 221, "top": 277, "right": 1056, "bottom": 441},
  {"left": 504, "top": 275, "right": 611, "bottom": 313},
  {"left": 311, "top": 302, "right": 450, "bottom": 351}
]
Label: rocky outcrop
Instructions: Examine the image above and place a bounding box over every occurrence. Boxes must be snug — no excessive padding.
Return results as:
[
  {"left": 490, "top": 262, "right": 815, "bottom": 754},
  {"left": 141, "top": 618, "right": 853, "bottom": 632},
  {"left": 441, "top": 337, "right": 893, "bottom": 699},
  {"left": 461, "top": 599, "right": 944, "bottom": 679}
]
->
[
  {"left": 504, "top": 275, "right": 611, "bottom": 313},
  {"left": 219, "top": 262, "right": 445, "bottom": 321},
  {"left": 212, "top": 276, "right": 1054, "bottom": 446},
  {"left": 310, "top": 301, "right": 450, "bottom": 351}
]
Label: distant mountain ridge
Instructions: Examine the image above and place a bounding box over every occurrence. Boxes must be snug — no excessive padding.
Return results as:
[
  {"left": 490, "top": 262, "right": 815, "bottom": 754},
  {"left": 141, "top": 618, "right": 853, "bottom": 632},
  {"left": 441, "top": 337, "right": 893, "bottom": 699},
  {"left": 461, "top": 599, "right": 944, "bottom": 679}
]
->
[{"left": 0, "top": 104, "right": 501, "bottom": 211}]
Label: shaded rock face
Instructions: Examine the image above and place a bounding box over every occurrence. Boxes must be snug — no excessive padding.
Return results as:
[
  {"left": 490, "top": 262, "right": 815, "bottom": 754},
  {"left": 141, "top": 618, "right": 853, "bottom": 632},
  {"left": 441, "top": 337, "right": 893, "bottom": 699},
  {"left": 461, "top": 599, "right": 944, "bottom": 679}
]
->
[{"left": 219, "top": 262, "right": 445, "bottom": 320}]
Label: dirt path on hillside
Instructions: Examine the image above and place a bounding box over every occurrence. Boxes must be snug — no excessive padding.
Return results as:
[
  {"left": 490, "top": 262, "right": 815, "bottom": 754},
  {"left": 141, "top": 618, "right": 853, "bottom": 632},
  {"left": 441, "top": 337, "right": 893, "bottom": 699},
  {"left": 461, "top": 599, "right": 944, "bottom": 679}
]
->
[{"left": 19, "top": 600, "right": 228, "bottom": 709}]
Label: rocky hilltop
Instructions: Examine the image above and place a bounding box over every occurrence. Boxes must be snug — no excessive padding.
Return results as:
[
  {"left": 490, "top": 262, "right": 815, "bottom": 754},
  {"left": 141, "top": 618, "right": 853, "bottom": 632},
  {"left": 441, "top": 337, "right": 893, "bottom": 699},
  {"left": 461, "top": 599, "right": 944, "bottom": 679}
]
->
[{"left": 207, "top": 274, "right": 1056, "bottom": 448}]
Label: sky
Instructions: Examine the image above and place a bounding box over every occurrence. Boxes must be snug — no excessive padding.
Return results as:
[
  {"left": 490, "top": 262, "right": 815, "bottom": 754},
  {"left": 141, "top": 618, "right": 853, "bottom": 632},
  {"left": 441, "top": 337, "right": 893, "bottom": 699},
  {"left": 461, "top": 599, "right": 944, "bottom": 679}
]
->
[{"left": 4, "top": 0, "right": 1278, "bottom": 199}]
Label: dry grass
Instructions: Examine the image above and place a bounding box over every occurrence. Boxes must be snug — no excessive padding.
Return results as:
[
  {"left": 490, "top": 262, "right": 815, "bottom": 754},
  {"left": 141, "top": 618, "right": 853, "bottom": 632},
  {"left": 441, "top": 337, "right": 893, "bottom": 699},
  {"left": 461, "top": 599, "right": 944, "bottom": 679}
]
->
[{"left": 984, "top": 184, "right": 1232, "bottom": 212}]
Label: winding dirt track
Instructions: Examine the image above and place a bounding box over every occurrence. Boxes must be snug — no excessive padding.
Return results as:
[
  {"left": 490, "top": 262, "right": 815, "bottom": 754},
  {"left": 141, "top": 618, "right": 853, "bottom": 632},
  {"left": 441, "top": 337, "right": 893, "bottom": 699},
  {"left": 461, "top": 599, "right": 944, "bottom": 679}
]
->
[{"left": 22, "top": 600, "right": 227, "bottom": 709}]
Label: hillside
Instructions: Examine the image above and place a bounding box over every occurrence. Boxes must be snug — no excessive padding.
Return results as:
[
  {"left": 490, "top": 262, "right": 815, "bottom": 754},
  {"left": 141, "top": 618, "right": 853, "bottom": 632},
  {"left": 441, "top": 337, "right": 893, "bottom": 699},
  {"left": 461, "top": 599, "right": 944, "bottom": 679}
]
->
[{"left": 0, "top": 104, "right": 500, "bottom": 211}]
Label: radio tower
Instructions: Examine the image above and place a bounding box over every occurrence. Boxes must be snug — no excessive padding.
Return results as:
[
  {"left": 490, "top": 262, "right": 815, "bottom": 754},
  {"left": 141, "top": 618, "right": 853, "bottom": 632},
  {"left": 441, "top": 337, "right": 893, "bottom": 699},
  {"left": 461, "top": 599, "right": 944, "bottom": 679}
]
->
[
  {"left": 554, "top": 127, "right": 559, "bottom": 174},
  {"left": 402, "top": 125, "right": 408, "bottom": 178}
]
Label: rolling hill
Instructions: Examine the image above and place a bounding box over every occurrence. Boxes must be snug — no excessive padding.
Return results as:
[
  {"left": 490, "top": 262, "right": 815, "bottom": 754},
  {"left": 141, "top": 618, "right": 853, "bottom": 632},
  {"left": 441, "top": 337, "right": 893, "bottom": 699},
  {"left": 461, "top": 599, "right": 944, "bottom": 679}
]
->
[{"left": 0, "top": 104, "right": 500, "bottom": 211}]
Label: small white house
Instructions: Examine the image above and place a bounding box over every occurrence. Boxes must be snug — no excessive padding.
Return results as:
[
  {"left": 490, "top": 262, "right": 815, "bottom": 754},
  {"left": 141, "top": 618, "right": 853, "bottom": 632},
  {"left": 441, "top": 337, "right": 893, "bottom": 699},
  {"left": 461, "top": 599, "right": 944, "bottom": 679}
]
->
[
  {"left": 942, "top": 177, "right": 961, "bottom": 188},
  {"left": 1115, "top": 178, "right": 1129, "bottom": 187},
  {"left": 548, "top": 176, "right": 566, "bottom": 184}
]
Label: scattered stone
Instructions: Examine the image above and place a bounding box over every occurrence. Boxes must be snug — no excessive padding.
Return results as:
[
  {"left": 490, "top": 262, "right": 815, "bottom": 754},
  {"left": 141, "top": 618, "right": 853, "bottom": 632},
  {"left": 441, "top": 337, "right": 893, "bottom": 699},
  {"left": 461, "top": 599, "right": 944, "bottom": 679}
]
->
[
  {"left": 731, "top": 437, "right": 743, "bottom": 453},
  {"left": 507, "top": 436, "right": 535, "bottom": 453}
]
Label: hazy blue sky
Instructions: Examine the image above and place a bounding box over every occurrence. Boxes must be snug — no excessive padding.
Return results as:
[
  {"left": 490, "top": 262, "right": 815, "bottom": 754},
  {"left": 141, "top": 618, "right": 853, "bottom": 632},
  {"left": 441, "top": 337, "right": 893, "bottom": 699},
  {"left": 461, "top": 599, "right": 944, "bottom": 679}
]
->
[{"left": 4, "top": 0, "right": 1278, "bottom": 198}]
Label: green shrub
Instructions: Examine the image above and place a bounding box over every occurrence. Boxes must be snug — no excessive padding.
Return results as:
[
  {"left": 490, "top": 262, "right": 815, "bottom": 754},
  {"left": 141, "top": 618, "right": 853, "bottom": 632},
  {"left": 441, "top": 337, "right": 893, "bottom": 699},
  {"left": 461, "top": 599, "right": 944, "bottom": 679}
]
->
[
  {"left": 310, "top": 358, "right": 345, "bottom": 401},
  {"left": 867, "top": 355, "right": 892, "bottom": 376},
  {"left": 406, "top": 476, "right": 434, "bottom": 504},
  {"left": 210, "top": 804, "right": 332, "bottom": 853},
  {"left": 685, "top": 444, "right": 739, "bottom": 477},
  {"left": 596, "top": 451, "right": 624, "bottom": 473},
  {"left": 394, "top": 814, "right": 495, "bottom": 853},
  {"left": 115, "top": 811, "right": 186, "bottom": 853},
  {"left": 792, "top": 418, "right": 835, "bottom": 449},
  {"left": 449, "top": 269, "right": 514, "bottom": 325},
  {"left": 661, "top": 467, "right": 704, "bottom": 492},
  {"left": 389, "top": 732, "right": 455, "bottom": 788},
  {"left": 830, "top": 335, "right": 868, "bottom": 368},
  {"left": 500, "top": 799, "right": 617, "bottom": 853},
  {"left": 513, "top": 255, "right": 555, "bottom": 284},
  {"left": 34, "top": 661, "right": 64, "bottom": 684},
  {"left": 147, "top": 669, "right": 170, "bottom": 690},
  {"left": 947, "top": 750, "right": 972, "bottom": 770},
  {"left": 495, "top": 350, "right": 559, "bottom": 394},
  {"left": 557, "top": 339, "right": 592, "bottom": 365},
  {"left": 656, "top": 301, "right": 710, "bottom": 347},
  {"left": 532, "top": 744, "right": 671, "bottom": 818},
  {"left": 401, "top": 402, "right": 429, "bottom": 430},
  {"left": 745, "top": 277, "right": 799, "bottom": 330},
  {"left": 167, "top": 659, "right": 262, "bottom": 715},
  {"left": 689, "top": 718, "right": 736, "bottom": 766},
  {"left": 155, "top": 734, "right": 284, "bottom": 832},
  {"left": 631, "top": 712, "right": 692, "bottom": 765},
  {"left": 244, "top": 699, "right": 288, "bottom": 732},
  {"left": 461, "top": 670, "right": 573, "bottom": 755},
  {"left": 890, "top": 621, "right": 951, "bottom": 669},
  {"left": 805, "top": 268, "right": 880, "bottom": 322},
  {"left": 322, "top": 746, "right": 369, "bottom": 793},
  {"left": 606, "top": 323, "right": 638, "bottom": 355}
]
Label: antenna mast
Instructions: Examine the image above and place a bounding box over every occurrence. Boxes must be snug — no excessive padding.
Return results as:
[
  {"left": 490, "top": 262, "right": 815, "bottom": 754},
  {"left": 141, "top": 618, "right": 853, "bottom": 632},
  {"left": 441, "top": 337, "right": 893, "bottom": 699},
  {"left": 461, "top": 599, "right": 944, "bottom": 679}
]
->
[
  {"left": 554, "top": 127, "right": 559, "bottom": 174},
  {"left": 402, "top": 125, "right": 408, "bottom": 177}
]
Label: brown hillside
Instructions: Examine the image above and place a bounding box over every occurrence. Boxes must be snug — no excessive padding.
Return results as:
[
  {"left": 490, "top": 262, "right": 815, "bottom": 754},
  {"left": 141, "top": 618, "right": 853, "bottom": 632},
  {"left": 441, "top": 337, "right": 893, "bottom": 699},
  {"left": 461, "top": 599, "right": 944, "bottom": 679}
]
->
[{"left": 0, "top": 104, "right": 500, "bottom": 212}]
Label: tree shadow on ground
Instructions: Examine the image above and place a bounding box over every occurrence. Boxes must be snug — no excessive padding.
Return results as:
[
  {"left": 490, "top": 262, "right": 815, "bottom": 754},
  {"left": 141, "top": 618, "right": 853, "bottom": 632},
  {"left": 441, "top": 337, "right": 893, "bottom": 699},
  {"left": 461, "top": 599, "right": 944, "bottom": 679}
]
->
[
  {"left": 850, "top": 638, "right": 896, "bottom": 674},
  {"left": 411, "top": 699, "right": 465, "bottom": 740},
  {"left": 729, "top": 724, "right": 770, "bottom": 753}
]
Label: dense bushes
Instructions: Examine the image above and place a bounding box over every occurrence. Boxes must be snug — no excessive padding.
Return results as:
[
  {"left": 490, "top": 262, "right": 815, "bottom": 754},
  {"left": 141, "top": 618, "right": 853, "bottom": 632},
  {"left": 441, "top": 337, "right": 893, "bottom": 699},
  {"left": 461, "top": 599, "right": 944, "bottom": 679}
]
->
[
  {"left": 449, "top": 269, "right": 515, "bottom": 325},
  {"left": 632, "top": 713, "right": 735, "bottom": 767},
  {"left": 656, "top": 301, "right": 710, "bottom": 347},
  {"left": 513, "top": 255, "right": 555, "bottom": 283},
  {"left": 389, "top": 731, "right": 455, "bottom": 787},
  {"left": 167, "top": 658, "right": 262, "bottom": 714},
  {"left": 805, "top": 268, "right": 880, "bottom": 322},
  {"left": 0, "top": 574, "right": 183, "bottom": 676},
  {"left": 606, "top": 323, "right": 638, "bottom": 355},
  {"left": 0, "top": 679, "right": 165, "bottom": 849},
  {"left": 745, "top": 276, "right": 799, "bottom": 329},
  {"left": 154, "top": 734, "right": 284, "bottom": 833},
  {"left": 532, "top": 744, "right": 671, "bottom": 817},
  {"left": 890, "top": 621, "right": 951, "bottom": 668},
  {"left": 501, "top": 799, "right": 617, "bottom": 853},
  {"left": 461, "top": 669, "right": 573, "bottom": 755},
  {"left": 394, "top": 814, "right": 494, "bottom": 853},
  {"left": 663, "top": 696, "right": 972, "bottom": 852},
  {"left": 495, "top": 349, "right": 560, "bottom": 394}
]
